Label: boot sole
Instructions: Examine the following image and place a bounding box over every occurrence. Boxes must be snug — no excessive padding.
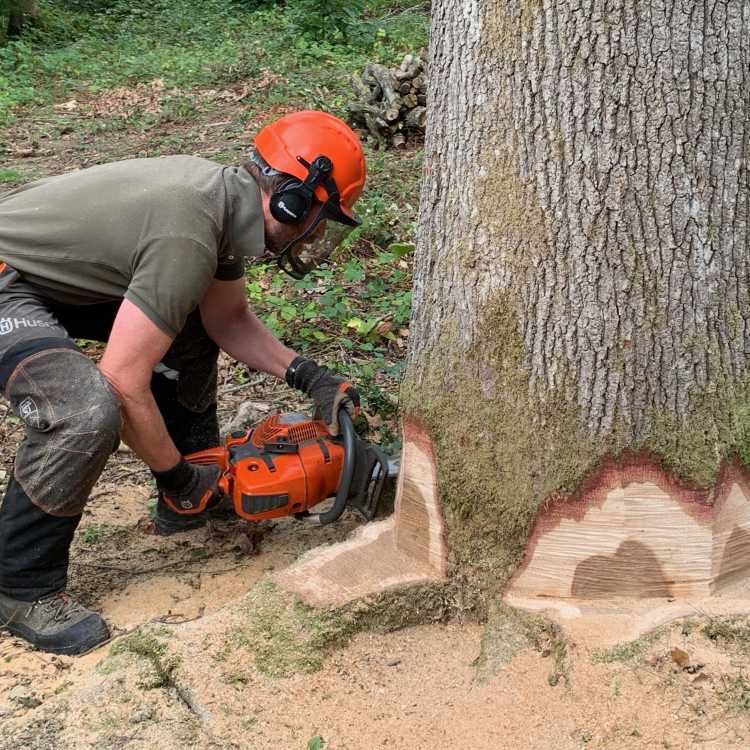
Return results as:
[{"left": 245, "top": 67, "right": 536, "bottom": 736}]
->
[{"left": 154, "top": 504, "right": 237, "bottom": 536}]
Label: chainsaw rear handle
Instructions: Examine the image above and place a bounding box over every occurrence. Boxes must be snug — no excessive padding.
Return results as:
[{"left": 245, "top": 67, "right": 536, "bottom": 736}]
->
[{"left": 310, "top": 408, "right": 356, "bottom": 525}]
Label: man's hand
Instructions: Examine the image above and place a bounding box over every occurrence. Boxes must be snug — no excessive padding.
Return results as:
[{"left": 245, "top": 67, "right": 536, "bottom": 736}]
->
[
  {"left": 285, "top": 356, "right": 360, "bottom": 435},
  {"left": 153, "top": 459, "right": 222, "bottom": 515}
]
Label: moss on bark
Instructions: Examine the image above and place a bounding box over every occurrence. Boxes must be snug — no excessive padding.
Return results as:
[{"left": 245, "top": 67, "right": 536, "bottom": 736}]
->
[{"left": 401, "top": 290, "right": 750, "bottom": 607}]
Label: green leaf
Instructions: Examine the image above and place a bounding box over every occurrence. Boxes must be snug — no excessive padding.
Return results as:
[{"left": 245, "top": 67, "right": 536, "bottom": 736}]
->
[
  {"left": 376, "top": 251, "right": 396, "bottom": 265},
  {"left": 388, "top": 242, "right": 415, "bottom": 257},
  {"left": 280, "top": 304, "right": 297, "bottom": 321},
  {"left": 343, "top": 259, "right": 365, "bottom": 283},
  {"left": 307, "top": 737, "right": 324, "bottom": 750}
]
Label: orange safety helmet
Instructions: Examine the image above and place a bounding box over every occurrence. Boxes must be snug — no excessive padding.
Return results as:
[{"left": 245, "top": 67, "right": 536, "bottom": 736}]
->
[
  {"left": 254, "top": 110, "right": 366, "bottom": 222},
  {"left": 252, "top": 110, "right": 367, "bottom": 278}
]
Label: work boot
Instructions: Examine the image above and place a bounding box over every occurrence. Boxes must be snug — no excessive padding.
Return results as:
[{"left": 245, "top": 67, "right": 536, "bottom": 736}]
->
[
  {"left": 153, "top": 495, "right": 209, "bottom": 535},
  {"left": 153, "top": 494, "right": 236, "bottom": 536},
  {"left": 0, "top": 590, "right": 110, "bottom": 655}
]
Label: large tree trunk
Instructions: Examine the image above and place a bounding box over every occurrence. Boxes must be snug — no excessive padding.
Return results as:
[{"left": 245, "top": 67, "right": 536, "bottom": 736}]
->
[
  {"left": 406, "top": 0, "right": 750, "bottom": 622},
  {"left": 6, "top": 0, "right": 39, "bottom": 38},
  {"left": 278, "top": 0, "right": 750, "bottom": 637}
]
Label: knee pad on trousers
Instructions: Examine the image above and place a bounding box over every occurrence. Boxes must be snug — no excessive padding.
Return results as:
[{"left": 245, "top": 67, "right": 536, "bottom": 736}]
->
[{"left": 6, "top": 343, "right": 121, "bottom": 516}]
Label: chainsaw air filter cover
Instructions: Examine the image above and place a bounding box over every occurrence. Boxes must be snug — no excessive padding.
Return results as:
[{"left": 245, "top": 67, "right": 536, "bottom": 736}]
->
[{"left": 218, "top": 413, "right": 345, "bottom": 521}]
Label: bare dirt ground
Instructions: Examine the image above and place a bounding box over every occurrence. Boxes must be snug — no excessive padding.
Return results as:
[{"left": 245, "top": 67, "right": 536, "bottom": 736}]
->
[
  {"left": 1, "top": 387, "right": 749, "bottom": 750},
  {"left": 2, "top": 89, "right": 750, "bottom": 750}
]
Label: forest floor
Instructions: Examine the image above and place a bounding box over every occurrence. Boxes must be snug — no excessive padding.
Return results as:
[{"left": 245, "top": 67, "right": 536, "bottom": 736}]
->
[{"left": 2, "top": 2, "right": 750, "bottom": 749}]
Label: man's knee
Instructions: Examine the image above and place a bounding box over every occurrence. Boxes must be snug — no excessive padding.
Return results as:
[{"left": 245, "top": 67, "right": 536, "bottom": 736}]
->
[{"left": 5, "top": 341, "right": 121, "bottom": 516}]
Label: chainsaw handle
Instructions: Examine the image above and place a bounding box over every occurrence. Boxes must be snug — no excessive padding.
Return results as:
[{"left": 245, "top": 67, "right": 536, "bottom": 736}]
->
[{"left": 312, "top": 408, "right": 356, "bottom": 525}]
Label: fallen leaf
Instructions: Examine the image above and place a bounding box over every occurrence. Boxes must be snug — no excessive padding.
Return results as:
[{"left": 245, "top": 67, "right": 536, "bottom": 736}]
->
[
  {"left": 54, "top": 99, "right": 79, "bottom": 112},
  {"left": 375, "top": 320, "right": 392, "bottom": 336},
  {"left": 670, "top": 646, "right": 690, "bottom": 668}
]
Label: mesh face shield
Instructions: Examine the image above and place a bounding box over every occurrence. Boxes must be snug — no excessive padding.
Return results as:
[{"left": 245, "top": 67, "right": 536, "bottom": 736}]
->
[{"left": 276, "top": 198, "right": 359, "bottom": 279}]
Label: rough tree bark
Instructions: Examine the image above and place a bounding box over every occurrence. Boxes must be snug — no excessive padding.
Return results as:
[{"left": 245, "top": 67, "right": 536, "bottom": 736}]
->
[
  {"left": 6, "top": 0, "right": 39, "bottom": 38},
  {"left": 279, "top": 0, "right": 750, "bottom": 635}
]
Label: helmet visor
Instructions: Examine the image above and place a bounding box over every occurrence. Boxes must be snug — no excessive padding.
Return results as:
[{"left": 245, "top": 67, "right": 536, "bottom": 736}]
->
[{"left": 277, "top": 199, "right": 360, "bottom": 279}]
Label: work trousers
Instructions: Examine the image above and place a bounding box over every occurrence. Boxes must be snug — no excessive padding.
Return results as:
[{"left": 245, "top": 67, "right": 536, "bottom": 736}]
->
[{"left": 0, "top": 270, "right": 220, "bottom": 600}]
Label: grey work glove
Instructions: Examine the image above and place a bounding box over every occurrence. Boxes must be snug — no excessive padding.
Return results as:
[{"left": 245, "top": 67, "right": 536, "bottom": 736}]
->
[
  {"left": 153, "top": 459, "right": 221, "bottom": 515},
  {"left": 285, "top": 356, "right": 360, "bottom": 435}
]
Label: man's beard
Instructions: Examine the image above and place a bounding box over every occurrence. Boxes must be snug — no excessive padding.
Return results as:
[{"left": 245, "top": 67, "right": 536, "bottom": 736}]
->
[{"left": 264, "top": 225, "right": 286, "bottom": 256}]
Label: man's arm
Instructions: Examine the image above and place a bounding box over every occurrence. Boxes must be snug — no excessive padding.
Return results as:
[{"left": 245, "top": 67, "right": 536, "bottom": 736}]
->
[
  {"left": 200, "top": 277, "right": 361, "bottom": 435},
  {"left": 199, "top": 277, "right": 296, "bottom": 378},
  {"left": 98, "top": 299, "right": 182, "bottom": 471}
]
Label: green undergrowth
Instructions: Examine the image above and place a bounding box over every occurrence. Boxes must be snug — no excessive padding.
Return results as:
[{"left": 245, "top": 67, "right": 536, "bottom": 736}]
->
[
  {"left": 0, "top": 0, "right": 429, "bottom": 124},
  {"left": 0, "top": 168, "right": 23, "bottom": 183}
]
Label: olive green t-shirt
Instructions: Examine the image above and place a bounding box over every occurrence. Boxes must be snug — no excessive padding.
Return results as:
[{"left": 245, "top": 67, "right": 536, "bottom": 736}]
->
[{"left": 0, "top": 156, "right": 265, "bottom": 337}]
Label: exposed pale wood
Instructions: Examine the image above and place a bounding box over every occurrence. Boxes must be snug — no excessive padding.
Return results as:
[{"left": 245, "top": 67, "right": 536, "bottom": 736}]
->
[
  {"left": 272, "top": 519, "right": 436, "bottom": 606},
  {"left": 383, "top": 107, "right": 401, "bottom": 123},
  {"left": 505, "top": 585, "right": 750, "bottom": 648},
  {"left": 506, "top": 464, "right": 750, "bottom": 602},
  {"left": 395, "top": 53, "right": 423, "bottom": 81},
  {"left": 402, "top": 93, "right": 419, "bottom": 109},
  {"left": 274, "top": 420, "right": 446, "bottom": 607}
]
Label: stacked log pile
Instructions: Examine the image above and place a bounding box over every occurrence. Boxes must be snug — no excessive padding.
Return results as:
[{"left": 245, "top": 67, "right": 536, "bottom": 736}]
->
[{"left": 348, "top": 50, "right": 428, "bottom": 148}]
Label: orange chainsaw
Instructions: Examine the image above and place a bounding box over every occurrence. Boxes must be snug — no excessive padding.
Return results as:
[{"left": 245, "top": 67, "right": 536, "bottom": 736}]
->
[{"left": 185, "top": 410, "right": 390, "bottom": 525}]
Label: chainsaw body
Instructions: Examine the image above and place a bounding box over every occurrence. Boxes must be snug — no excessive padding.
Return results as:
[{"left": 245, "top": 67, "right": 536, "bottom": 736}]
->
[{"left": 186, "top": 411, "right": 387, "bottom": 524}]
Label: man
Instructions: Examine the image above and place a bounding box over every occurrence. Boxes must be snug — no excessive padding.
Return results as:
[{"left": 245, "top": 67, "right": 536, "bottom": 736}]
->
[{"left": 0, "top": 110, "right": 366, "bottom": 655}]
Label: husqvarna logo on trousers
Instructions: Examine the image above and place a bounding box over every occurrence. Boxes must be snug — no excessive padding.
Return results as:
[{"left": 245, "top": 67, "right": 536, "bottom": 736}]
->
[{"left": 0, "top": 318, "right": 57, "bottom": 335}]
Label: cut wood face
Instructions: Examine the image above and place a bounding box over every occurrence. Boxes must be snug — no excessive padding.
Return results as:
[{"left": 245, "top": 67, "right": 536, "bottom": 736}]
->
[
  {"left": 506, "top": 459, "right": 750, "bottom": 601},
  {"left": 394, "top": 420, "right": 448, "bottom": 576},
  {"left": 274, "top": 420, "right": 447, "bottom": 607}
]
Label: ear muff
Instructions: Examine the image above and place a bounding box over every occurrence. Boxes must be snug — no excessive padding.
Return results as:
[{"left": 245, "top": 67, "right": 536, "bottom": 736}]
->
[
  {"left": 268, "top": 155, "right": 336, "bottom": 225},
  {"left": 269, "top": 178, "right": 315, "bottom": 225}
]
